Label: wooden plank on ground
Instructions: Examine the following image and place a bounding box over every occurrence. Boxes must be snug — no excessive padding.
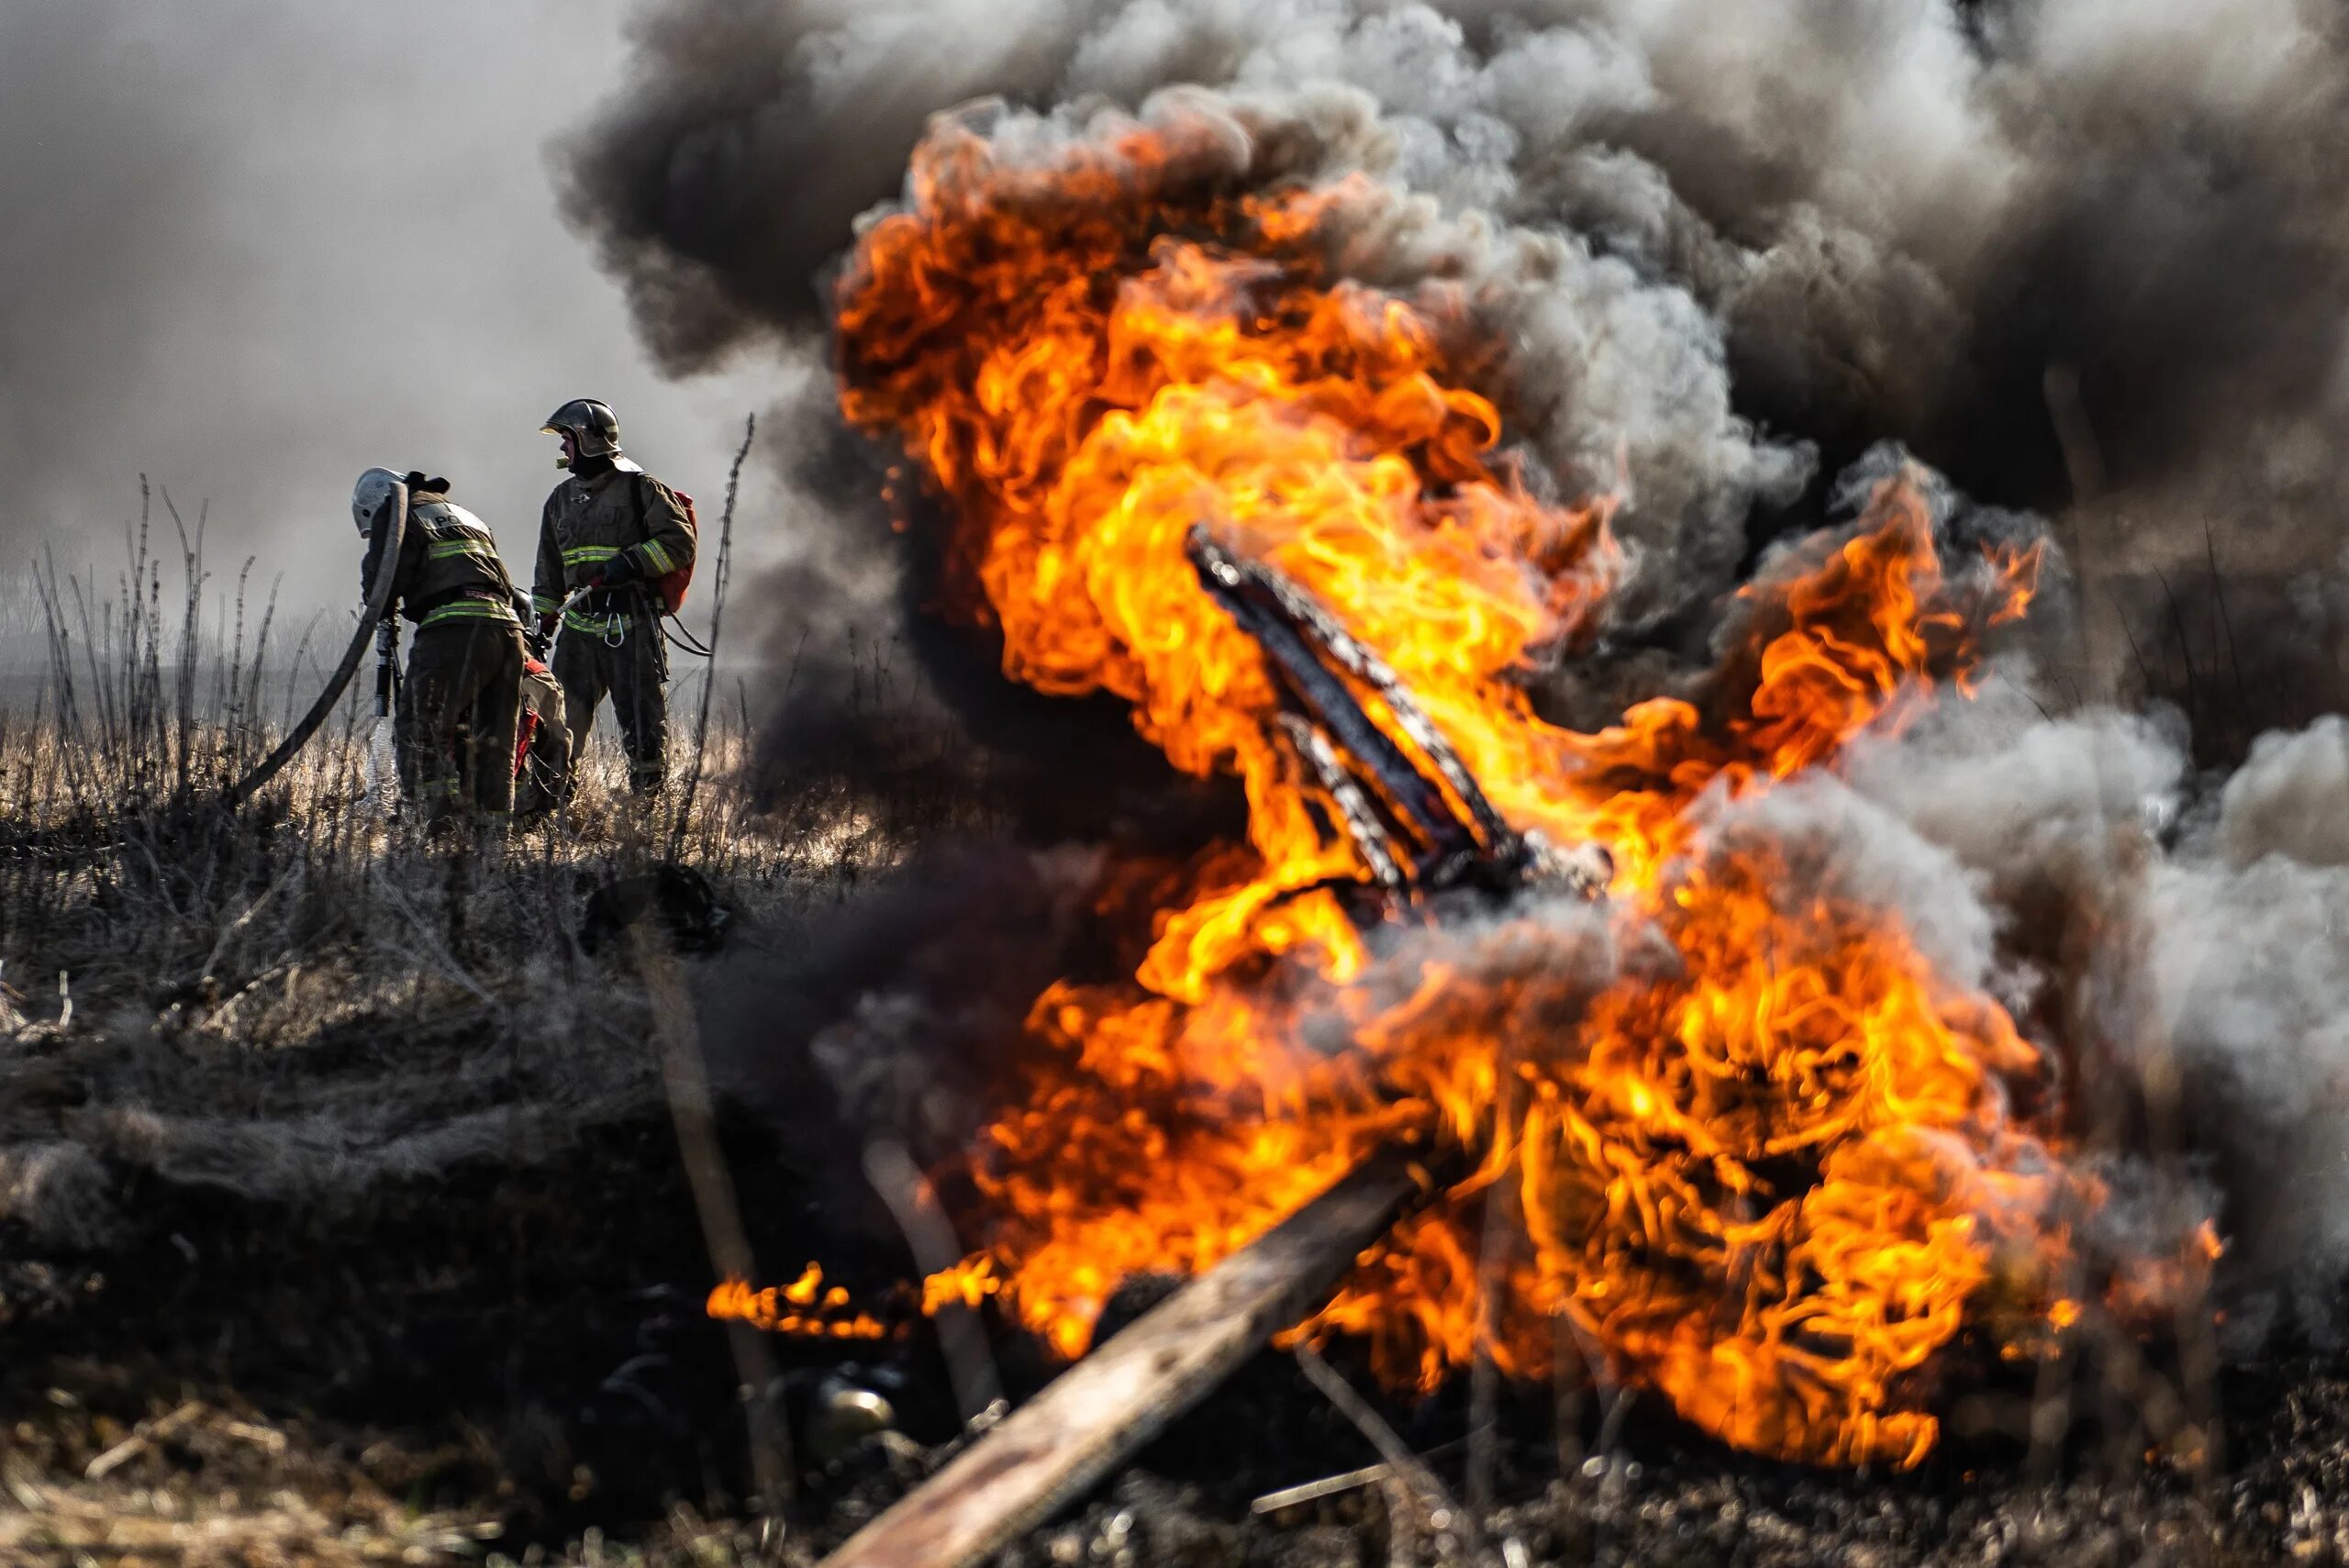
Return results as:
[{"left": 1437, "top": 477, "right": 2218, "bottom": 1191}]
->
[{"left": 818, "top": 1147, "right": 1427, "bottom": 1568}]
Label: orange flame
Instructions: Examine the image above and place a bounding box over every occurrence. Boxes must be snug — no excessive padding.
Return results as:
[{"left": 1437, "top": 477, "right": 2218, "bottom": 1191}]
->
[
  {"left": 820, "top": 108, "right": 2211, "bottom": 1467},
  {"left": 707, "top": 1265, "right": 890, "bottom": 1341}
]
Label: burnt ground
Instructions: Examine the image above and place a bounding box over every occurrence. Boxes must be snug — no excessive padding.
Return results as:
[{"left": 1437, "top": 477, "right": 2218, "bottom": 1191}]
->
[{"left": 8, "top": 1023, "right": 2349, "bottom": 1568}]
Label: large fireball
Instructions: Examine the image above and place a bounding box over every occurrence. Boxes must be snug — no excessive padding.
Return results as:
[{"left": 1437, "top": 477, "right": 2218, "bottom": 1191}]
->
[{"left": 787, "top": 106, "right": 2212, "bottom": 1468}]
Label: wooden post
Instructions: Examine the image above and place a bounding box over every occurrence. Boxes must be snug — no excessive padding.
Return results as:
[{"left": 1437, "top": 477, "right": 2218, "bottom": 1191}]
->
[{"left": 818, "top": 1148, "right": 1428, "bottom": 1568}]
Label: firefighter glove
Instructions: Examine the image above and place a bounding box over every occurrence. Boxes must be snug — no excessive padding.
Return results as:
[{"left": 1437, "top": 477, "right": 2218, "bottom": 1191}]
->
[{"left": 595, "top": 554, "right": 643, "bottom": 590}]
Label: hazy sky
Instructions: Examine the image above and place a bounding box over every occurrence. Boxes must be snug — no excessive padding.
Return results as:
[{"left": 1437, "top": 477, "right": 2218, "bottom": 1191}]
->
[{"left": 0, "top": 0, "right": 774, "bottom": 631}]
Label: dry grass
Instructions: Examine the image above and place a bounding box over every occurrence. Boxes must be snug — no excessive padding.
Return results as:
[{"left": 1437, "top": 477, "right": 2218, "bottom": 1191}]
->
[{"left": 0, "top": 506, "right": 857, "bottom": 1236}]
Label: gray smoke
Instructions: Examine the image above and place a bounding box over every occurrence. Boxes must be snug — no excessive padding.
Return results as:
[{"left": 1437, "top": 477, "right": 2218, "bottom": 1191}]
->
[
  {"left": 0, "top": 0, "right": 773, "bottom": 648},
  {"left": 1820, "top": 668, "right": 2349, "bottom": 1337},
  {"left": 696, "top": 842, "right": 1107, "bottom": 1176},
  {"left": 0, "top": 1141, "right": 119, "bottom": 1251},
  {"left": 563, "top": 0, "right": 2349, "bottom": 654}
]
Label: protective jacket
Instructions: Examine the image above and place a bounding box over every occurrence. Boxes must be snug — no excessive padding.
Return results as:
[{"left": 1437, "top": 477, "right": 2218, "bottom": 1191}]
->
[
  {"left": 362, "top": 491, "right": 523, "bottom": 631},
  {"left": 360, "top": 485, "right": 526, "bottom": 821},
  {"left": 530, "top": 457, "right": 695, "bottom": 639}
]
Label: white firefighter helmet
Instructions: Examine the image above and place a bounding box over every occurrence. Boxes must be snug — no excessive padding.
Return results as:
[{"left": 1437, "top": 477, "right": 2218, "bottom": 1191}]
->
[
  {"left": 351, "top": 467, "right": 405, "bottom": 534},
  {"left": 540, "top": 397, "right": 622, "bottom": 466}
]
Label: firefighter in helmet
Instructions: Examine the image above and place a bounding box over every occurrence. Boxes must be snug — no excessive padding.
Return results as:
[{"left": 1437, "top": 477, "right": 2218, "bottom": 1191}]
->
[
  {"left": 353, "top": 468, "right": 529, "bottom": 828},
  {"left": 531, "top": 398, "right": 695, "bottom": 796}
]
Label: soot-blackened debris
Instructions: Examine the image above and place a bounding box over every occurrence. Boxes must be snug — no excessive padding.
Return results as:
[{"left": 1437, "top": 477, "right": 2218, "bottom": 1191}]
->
[
  {"left": 578, "top": 863, "right": 735, "bottom": 954},
  {"left": 1187, "top": 527, "right": 1612, "bottom": 912},
  {"left": 576, "top": 1284, "right": 698, "bottom": 1446}
]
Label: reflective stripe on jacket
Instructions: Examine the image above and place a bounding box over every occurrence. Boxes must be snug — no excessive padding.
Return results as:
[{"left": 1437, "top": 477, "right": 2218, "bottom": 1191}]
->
[
  {"left": 362, "top": 491, "right": 522, "bottom": 628},
  {"left": 421, "top": 597, "right": 523, "bottom": 630},
  {"left": 562, "top": 605, "right": 635, "bottom": 637}
]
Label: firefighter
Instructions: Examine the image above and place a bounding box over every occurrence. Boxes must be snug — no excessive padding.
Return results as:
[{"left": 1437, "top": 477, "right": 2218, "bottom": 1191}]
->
[
  {"left": 531, "top": 398, "right": 695, "bottom": 796},
  {"left": 354, "top": 468, "right": 529, "bottom": 829}
]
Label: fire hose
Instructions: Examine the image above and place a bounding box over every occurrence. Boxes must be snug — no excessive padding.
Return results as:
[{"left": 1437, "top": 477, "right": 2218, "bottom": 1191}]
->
[
  {"left": 222, "top": 480, "right": 408, "bottom": 811},
  {"left": 358, "top": 616, "right": 401, "bottom": 808},
  {"left": 543, "top": 583, "right": 716, "bottom": 664},
  {"left": 540, "top": 583, "right": 598, "bottom": 666}
]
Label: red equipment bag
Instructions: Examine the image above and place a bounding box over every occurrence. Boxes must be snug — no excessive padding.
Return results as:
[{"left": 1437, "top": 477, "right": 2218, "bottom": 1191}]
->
[
  {"left": 514, "top": 651, "right": 551, "bottom": 779},
  {"left": 514, "top": 709, "right": 540, "bottom": 780},
  {"left": 631, "top": 474, "right": 699, "bottom": 617}
]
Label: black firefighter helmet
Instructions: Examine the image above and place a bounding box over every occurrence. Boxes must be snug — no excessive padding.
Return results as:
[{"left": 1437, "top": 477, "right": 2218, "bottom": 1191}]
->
[{"left": 540, "top": 398, "right": 622, "bottom": 467}]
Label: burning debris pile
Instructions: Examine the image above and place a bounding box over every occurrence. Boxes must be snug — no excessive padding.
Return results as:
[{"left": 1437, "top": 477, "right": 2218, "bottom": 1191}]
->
[{"left": 707, "top": 103, "right": 2223, "bottom": 1479}]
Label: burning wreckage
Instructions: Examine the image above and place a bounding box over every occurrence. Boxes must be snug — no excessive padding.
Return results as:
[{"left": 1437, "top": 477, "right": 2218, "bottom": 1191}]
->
[{"left": 709, "top": 107, "right": 2224, "bottom": 1558}]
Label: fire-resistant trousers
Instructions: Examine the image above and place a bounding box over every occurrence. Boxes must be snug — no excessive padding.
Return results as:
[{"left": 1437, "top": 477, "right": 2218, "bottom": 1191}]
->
[
  {"left": 552, "top": 615, "right": 670, "bottom": 795},
  {"left": 398, "top": 618, "right": 525, "bottom": 821}
]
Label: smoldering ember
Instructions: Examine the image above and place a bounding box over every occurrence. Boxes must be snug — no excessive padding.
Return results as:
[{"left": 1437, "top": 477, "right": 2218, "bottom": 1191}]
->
[{"left": 12, "top": 5, "right": 2349, "bottom": 1567}]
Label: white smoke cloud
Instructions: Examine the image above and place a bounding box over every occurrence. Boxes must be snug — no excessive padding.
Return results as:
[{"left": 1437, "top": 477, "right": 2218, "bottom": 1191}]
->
[
  {"left": 2215, "top": 717, "right": 2349, "bottom": 872},
  {"left": 1824, "top": 675, "right": 2349, "bottom": 1328}
]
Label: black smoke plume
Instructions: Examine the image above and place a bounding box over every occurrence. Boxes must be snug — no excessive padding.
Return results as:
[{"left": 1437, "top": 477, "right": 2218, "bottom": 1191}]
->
[{"left": 564, "top": 0, "right": 2349, "bottom": 1332}]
